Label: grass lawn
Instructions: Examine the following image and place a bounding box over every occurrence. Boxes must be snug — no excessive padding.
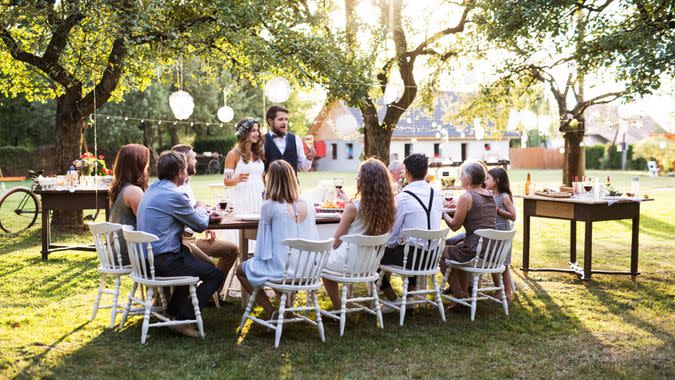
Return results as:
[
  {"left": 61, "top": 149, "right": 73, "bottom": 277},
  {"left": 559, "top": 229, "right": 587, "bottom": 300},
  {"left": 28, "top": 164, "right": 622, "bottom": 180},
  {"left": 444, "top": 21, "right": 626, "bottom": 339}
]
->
[{"left": 0, "top": 169, "right": 673, "bottom": 378}]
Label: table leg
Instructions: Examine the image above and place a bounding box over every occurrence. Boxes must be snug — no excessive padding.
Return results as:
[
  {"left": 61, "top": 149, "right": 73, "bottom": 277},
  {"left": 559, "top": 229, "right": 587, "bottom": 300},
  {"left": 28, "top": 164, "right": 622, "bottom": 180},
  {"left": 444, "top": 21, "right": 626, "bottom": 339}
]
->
[
  {"left": 631, "top": 214, "right": 639, "bottom": 281},
  {"left": 41, "top": 208, "right": 50, "bottom": 261},
  {"left": 105, "top": 206, "right": 110, "bottom": 222},
  {"left": 522, "top": 214, "right": 530, "bottom": 278},
  {"left": 583, "top": 221, "right": 592, "bottom": 287},
  {"left": 570, "top": 220, "right": 577, "bottom": 264},
  {"left": 239, "top": 230, "right": 249, "bottom": 307}
]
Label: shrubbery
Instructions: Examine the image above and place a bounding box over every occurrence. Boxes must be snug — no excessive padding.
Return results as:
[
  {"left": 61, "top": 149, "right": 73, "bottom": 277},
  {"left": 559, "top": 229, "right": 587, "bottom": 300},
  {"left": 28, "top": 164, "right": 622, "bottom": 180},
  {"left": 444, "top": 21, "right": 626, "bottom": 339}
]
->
[
  {"left": 585, "top": 144, "right": 648, "bottom": 171},
  {"left": 192, "top": 136, "right": 237, "bottom": 155}
]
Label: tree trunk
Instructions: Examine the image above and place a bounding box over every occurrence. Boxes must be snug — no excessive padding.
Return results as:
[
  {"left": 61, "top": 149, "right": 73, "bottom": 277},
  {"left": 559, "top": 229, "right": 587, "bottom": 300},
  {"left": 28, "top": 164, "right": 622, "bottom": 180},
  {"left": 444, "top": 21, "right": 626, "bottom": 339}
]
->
[
  {"left": 168, "top": 124, "right": 179, "bottom": 147},
  {"left": 141, "top": 121, "right": 159, "bottom": 176},
  {"left": 52, "top": 94, "right": 84, "bottom": 231},
  {"left": 365, "top": 121, "right": 394, "bottom": 166},
  {"left": 562, "top": 124, "right": 585, "bottom": 186}
]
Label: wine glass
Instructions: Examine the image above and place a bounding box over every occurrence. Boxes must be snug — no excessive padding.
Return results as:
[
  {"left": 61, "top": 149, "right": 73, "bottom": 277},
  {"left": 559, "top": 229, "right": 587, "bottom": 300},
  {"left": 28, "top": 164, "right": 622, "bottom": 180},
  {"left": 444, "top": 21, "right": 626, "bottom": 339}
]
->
[
  {"left": 333, "top": 177, "right": 344, "bottom": 190},
  {"left": 304, "top": 134, "right": 315, "bottom": 148},
  {"left": 583, "top": 178, "right": 594, "bottom": 199}
]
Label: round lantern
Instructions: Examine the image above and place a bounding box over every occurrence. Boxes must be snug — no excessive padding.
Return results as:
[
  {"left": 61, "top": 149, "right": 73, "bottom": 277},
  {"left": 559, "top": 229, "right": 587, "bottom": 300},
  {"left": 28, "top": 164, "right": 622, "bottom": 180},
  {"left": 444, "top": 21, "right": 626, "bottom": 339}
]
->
[
  {"left": 473, "top": 118, "right": 485, "bottom": 140},
  {"left": 507, "top": 109, "right": 520, "bottom": 131},
  {"left": 217, "top": 106, "right": 234, "bottom": 123},
  {"left": 520, "top": 110, "right": 538, "bottom": 131},
  {"left": 334, "top": 113, "right": 358, "bottom": 137},
  {"left": 264, "top": 76, "right": 292, "bottom": 103},
  {"left": 169, "top": 90, "right": 194, "bottom": 120},
  {"left": 382, "top": 81, "right": 404, "bottom": 104}
]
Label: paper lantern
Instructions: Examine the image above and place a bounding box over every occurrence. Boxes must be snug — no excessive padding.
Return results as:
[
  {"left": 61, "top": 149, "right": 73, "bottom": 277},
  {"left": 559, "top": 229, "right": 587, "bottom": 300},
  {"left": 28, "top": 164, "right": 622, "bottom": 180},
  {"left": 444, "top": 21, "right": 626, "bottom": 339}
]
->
[
  {"left": 507, "top": 110, "right": 520, "bottom": 131},
  {"left": 264, "top": 76, "right": 292, "bottom": 103},
  {"left": 473, "top": 118, "right": 485, "bottom": 140},
  {"left": 334, "top": 113, "right": 358, "bottom": 137},
  {"left": 169, "top": 90, "right": 194, "bottom": 120},
  {"left": 659, "top": 141, "right": 667, "bottom": 149},
  {"left": 520, "top": 110, "right": 538, "bottom": 131},
  {"left": 217, "top": 106, "right": 234, "bottom": 123},
  {"left": 537, "top": 115, "right": 550, "bottom": 135},
  {"left": 382, "top": 81, "right": 404, "bottom": 104}
]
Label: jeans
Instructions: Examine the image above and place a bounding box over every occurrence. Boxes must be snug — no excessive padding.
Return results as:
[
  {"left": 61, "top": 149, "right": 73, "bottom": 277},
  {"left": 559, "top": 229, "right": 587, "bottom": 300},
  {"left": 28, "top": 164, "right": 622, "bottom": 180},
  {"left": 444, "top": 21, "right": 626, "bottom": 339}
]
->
[{"left": 153, "top": 249, "right": 225, "bottom": 320}]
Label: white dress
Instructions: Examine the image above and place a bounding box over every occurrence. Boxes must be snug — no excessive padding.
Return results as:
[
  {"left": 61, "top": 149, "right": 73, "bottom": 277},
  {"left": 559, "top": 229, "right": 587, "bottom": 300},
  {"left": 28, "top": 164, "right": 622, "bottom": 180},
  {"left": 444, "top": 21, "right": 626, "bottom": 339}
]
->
[
  {"left": 231, "top": 157, "right": 265, "bottom": 215},
  {"left": 324, "top": 200, "right": 368, "bottom": 273}
]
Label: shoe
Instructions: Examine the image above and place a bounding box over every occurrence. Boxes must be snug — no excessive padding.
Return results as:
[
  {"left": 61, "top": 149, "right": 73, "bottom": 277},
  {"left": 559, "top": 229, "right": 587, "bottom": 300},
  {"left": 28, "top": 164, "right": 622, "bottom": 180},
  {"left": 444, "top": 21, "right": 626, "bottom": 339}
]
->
[
  {"left": 379, "top": 303, "right": 396, "bottom": 314},
  {"left": 168, "top": 323, "right": 201, "bottom": 338}
]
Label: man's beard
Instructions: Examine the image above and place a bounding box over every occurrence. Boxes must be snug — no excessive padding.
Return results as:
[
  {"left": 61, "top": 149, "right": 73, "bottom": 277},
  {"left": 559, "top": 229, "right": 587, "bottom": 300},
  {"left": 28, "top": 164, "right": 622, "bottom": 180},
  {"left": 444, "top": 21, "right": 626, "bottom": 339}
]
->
[{"left": 273, "top": 125, "right": 286, "bottom": 137}]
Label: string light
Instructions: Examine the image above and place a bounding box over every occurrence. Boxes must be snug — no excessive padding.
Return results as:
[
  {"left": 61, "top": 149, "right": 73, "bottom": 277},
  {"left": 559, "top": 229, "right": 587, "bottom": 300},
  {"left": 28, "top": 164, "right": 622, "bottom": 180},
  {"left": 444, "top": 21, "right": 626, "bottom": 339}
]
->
[{"left": 93, "top": 114, "right": 234, "bottom": 127}]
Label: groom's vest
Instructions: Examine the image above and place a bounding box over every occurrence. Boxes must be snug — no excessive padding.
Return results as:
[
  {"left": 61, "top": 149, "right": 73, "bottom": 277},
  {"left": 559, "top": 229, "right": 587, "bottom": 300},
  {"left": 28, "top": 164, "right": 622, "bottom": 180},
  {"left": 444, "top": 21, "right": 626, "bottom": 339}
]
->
[{"left": 264, "top": 132, "right": 299, "bottom": 172}]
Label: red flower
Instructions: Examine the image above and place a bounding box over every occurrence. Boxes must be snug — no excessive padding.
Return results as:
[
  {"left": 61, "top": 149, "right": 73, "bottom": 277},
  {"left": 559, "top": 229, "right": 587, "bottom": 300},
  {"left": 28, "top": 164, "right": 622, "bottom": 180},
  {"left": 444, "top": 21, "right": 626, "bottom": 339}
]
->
[{"left": 98, "top": 155, "right": 105, "bottom": 160}]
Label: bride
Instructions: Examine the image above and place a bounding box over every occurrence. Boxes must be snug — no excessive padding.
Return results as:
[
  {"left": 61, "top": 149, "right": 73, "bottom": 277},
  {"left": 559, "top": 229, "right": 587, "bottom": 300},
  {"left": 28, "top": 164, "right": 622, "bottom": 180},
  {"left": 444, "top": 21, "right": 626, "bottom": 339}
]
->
[{"left": 223, "top": 118, "right": 266, "bottom": 214}]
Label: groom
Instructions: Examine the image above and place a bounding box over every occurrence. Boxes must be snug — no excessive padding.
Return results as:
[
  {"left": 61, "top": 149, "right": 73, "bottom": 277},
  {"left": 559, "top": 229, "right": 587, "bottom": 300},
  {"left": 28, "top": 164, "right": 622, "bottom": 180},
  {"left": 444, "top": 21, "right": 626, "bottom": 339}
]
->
[{"left": 264, "top": 105, "right": 315, "bottom": 172}]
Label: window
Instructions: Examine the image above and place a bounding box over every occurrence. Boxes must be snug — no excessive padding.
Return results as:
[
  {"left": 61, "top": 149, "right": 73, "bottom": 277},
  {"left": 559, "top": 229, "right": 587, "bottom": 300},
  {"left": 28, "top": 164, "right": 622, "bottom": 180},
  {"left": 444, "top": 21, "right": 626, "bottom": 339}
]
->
[
  {"left": 484, "top": 143, "right": 491, "bottom": 151},
  {"left": 404, "top": 143, "right": 412, "bottom": 158},
  {"left": 346, "top": 143, "right": 354, "bottom": 159},
  {"left": 433, "top": 143, "right": 440, "bottom": 158},
  {"left": 461, "top": 143, "right": 467, "bottom": 161},
  {"left": 331, "top": 143, "right": 338, "bottom": 160}
]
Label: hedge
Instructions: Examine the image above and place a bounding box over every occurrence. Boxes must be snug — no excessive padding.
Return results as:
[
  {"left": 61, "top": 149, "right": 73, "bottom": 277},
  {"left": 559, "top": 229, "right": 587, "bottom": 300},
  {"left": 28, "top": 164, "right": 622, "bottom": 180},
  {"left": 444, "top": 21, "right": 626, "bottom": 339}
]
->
[
  {"left": 0, "top": 146, "right": 34, "bottom": 176},
  {"left": 585, "top": 144, "right": 647, "bottom": 170},
  {"left": 192, "top": 136, "right": 237, "bottom": 155}
]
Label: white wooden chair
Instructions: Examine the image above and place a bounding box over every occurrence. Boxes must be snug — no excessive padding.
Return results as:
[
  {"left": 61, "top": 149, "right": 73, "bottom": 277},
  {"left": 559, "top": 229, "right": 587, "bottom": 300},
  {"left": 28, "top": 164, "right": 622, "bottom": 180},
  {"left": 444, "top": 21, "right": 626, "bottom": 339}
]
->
[
  {"left": 441, "top": 228, "right": 516, "bottom": 321},
  {"left": 119, "top": 229, "right": 205, "bottom": 344},
  {"left": 378, "top": 228, "right": 449, "bottom": 326},
  {"left": 238, "top": 238, "right": 334, "bottom": 348},
  {"left": 320, "top": 233, "right": 389, "bottom": 336},
  {"left": 88, "top": 222, "right": 132, "bottom": 329},
  {"left": 647, "top": 161, "right": 659, "bottom": 177}
]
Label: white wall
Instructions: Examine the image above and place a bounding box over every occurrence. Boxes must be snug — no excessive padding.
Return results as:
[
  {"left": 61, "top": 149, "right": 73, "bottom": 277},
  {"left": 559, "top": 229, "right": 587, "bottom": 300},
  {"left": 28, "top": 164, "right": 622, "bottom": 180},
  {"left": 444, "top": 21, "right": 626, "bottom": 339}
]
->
[
  {"left": 389, "top": 140, "right": 511, "bottom": 163},
  {"left": 314, "top": 139, "right": 362, "bottom": 172}
]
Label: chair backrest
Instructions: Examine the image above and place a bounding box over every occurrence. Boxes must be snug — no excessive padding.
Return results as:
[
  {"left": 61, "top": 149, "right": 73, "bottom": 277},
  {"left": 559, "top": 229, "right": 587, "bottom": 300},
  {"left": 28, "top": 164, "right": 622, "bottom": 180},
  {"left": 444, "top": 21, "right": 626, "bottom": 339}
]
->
[
  {"left": 472, "top": 228, "right": 516, "bottom": 269},
  {"left": 122, "top": 229, "right": 159, "bottom": 281},
  {"left": 334, "top": 233, "right": 390, "bottom": 278},
  {"left": 88, "top": 222, "right": 125, "bottom": 270},
  {"left": 647, "top": 160, "right": 657, "bottom": 170},
  {"left": 400, "top": 228, "right": 449, "bottom": 272},
  {"left": 280, "top": 238, "right": 335, "bottom": 287}
]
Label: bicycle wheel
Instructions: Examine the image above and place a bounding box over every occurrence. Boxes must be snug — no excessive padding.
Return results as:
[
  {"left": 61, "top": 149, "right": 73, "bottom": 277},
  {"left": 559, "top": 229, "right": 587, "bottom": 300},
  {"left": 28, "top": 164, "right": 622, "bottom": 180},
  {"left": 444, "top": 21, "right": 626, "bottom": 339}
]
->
[
  {"left": 0, "top": 187, "right": 40, "bottom": 234},
  {"left": 208, "top": 159, "right": 221, "bottom": 174}
]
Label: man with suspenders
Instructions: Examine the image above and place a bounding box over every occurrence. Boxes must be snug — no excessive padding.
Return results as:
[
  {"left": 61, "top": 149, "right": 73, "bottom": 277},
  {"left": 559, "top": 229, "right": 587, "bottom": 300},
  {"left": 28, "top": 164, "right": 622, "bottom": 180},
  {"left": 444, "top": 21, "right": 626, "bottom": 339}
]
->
[{"left": 380, "top": 153, "right": 444, "bottom": 301}]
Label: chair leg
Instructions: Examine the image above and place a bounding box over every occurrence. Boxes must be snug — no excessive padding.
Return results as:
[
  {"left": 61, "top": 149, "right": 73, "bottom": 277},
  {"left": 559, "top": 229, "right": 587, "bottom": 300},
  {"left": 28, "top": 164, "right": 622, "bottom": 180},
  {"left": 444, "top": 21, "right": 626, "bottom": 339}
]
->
[
  {"left": 212, "top": 292, "right": 221, "bottom": 309},
  {"left": 119, "top": 281, "right": 138, "bottom": 330},
  {"left": 222, "top": 257, "right": 239, "bottom": 299},
  {"left": 90, "top": 274, "right": 106, "bottom": 321},
  {"left": 399, "top": 277, "right": 409, "bottom": 326},
  {"left": 109, "top": 276, "right": 122, "bottom": 329},
  {"left": 190, "top": 284, "right": 205, "bottom": 339},
  {"left": 470, "top": 274, "right": 479, "bottom": 321},
  {"left": 339, "top": 284, "right": 348, "bottom": 336},
  {"left": 312, "top": 290, "right": 325, "bottom": 343},
  {"left": 141, "top": 287, "right": 154, "bottom": 344},
  {"left": 275, "top": 293, "right": 288, "bottom": 348},
  {"left": 372, "top": 282, "right": 384, "bottom": 329},
  {"left": 433, "top": 275, "right": 446, "bottom": 322},
  {"left": 238, "top": 287, "right": 259, "bottom": 332},
  {"left": 498, "top": 273, "right": 509, "bottom": 316},
  {"left": 157, "top": 287, "right": 168, "bottom": 309}
]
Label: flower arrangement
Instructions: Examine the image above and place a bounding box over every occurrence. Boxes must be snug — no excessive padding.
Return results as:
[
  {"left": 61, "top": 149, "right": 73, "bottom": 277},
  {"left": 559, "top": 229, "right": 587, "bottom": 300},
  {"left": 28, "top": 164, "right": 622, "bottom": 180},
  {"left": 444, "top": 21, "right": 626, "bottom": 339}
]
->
[{"left": 72, "top": 152, "right": 112, "bottom": 176}]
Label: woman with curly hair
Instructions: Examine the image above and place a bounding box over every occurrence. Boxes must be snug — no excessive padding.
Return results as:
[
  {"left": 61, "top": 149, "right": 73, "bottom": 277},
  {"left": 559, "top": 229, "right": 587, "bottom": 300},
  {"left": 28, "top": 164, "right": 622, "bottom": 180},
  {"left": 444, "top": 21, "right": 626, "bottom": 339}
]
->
[
  {"left": 109, "top": 143, "right": 150, "bottom": 265},
  {"left": 223, "top": 118, "right": 266, "bottom": 214},
  {"left": 323, "top": 158, "right": 396, "bottom": 309}
]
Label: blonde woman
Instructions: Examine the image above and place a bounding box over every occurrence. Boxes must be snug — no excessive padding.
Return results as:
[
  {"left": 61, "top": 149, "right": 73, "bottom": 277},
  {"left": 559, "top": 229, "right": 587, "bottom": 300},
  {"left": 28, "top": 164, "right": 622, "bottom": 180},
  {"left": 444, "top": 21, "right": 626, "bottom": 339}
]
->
[
  {"left": 224, "top": 118, "right": 265, "bottom": 214},
  {"left": 235, "top": 160, "right": 318, "bottom": 315},
  {"left": 323, "top": 158, "right": 396, "bottom": 309}
]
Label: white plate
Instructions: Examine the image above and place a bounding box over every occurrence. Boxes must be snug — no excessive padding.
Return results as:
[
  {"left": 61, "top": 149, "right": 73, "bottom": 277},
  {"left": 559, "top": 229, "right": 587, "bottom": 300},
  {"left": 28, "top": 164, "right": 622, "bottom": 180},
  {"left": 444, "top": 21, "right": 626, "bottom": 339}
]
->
[
  {"left": 317, "top": 207, "right": 344, "bottom": 212},
  {"left": 236, "top": 213, "right": 261, "bottom": 221},
  {"left": 316, "top": 213, "right": 340, "bottom": 219}
]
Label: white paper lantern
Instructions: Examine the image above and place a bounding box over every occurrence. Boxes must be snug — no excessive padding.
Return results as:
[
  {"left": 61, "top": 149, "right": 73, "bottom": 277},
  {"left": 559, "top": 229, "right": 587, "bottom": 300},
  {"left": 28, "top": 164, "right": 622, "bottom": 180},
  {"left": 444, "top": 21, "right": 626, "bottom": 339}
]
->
[
  {"left": 217, "top": 106, "right": 234, "bottom": 123},
  {"left": 169, "top": 90, "right": 194, "bottom": 120},
  {"left": 473, "top": 118, "right": 485, "bottom": 140},
  {"left": 521, "top": 133, "right": 528, "bottom": 147},
  {"left": 334, "top": 113, "right": 358, "bottom": 137},
  {"left": 264, "top": 76, "right": 292, "bottom": 103},
  {"left": 507, "top": 110, "right": 520, "bottom": 131},
  {"left": 382, "top": 81, "right": 404, "bottom": 104},
  {"left": 537, "top": 115, "right": 550, "bottom": 135},
  {"left": 659, "top": 141, "right": 667, "bottom": 149},
  {"left": 520, "top": 110, "right": 538, "bottom": 131}
]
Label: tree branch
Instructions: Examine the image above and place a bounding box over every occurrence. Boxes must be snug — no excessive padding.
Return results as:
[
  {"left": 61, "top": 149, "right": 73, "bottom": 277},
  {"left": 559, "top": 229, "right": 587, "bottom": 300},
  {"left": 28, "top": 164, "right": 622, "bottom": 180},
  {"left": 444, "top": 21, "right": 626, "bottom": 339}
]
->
[
  {"left": 573, "top": 91, "right": 627, "bottom": 115},
  {"left": 78, "top": 37, "right": 128, "bottom": 118},
  {"left": 408, "top": 4, "right": 470, "bottom": 62}
]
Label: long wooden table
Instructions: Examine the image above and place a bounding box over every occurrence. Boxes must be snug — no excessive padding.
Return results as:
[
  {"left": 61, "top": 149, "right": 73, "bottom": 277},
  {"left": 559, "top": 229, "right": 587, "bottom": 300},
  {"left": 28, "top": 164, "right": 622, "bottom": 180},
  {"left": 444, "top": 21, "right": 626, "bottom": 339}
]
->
[
  {"left": 518, "top": 195, "right": 652, "bottom": 285},
  {"left": 34, "top": 188, "right": 110, "bottom": 261},
  {"left": 208, "top": 212, "right": 342, "bottom": 304}
]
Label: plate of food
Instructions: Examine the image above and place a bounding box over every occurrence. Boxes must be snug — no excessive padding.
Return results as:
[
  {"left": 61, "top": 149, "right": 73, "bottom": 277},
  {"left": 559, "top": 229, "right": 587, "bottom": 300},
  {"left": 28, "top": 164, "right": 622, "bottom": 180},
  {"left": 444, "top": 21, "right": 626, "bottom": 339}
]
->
[
  {"left": 236, "top": 213, "right": 261, "bottom": 221},
  {"left": 317, "top": 200, "right": 345, "bottom": 212}
]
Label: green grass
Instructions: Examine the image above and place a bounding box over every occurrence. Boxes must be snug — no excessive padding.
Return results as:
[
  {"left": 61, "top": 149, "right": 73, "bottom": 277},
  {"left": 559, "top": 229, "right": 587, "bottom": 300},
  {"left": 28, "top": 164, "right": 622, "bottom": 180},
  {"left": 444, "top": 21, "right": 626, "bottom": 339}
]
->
[{"left": 0, "top": 170, "right": 674, "bottom": 378}]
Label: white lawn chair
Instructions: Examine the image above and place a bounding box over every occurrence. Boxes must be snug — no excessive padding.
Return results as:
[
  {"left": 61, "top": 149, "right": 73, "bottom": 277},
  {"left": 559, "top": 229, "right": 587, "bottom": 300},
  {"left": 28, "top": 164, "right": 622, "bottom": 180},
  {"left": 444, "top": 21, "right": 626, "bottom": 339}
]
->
[
  {"left": 320, "top": 233, "right": 389, "bottom": 336},
  {"left": 441, "top": 228, "right": 516, "bottom": 321},
  {"left": 647, "top": 161, "right": 659, "bottom": 177},
  {"left": 88, "top": 222, "right": 132, "bottom": 329},
  {"left": 378, "top": 228, "right": 449, "bottom": 326},
  {"left": 238, "top": 238, "right": 334, "bottom": 348},
  {"left": 119, "top": 229, "right": 205, "bottom": 344}
]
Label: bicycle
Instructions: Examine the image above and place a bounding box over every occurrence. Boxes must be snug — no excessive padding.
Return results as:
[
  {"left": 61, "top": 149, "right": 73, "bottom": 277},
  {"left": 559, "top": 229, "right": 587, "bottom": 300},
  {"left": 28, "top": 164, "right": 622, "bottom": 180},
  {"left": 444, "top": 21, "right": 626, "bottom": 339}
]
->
[
  {"left": 0, "top": 170, "right": 42, "bottom": 234},
  {"left": 207, "top": 153, "right": 223, "bottom": 175},
  {"left": 0, "top": 170, "right": 101, "bottom": 234}
]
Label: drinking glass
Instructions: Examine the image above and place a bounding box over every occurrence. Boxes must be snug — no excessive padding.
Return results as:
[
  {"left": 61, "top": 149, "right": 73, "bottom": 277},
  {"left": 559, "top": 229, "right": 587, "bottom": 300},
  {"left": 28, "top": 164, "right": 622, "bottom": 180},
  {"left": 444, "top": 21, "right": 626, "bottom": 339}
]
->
[
  {"left": 630, "top": 177, "right": 640, "bottom": 198},
  {"left": 304, "top": 135, "right": 315, "bottom": 148},
  {"left": 333, "top": 177, "right": 344, "bottom": 190},
  {"left": 583, "top": 179, "right": 594, "bottom": 199}
]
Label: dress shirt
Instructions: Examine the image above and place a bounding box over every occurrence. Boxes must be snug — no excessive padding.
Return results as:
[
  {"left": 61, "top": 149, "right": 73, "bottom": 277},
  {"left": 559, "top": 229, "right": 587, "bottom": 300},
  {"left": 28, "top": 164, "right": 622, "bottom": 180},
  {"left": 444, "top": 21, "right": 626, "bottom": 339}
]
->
[
  {"left": 387, "top": 180, "right": 444, "bottom": 248},
  {"left": 177, "top": 177, "right": 197, "bottom": 207},
  {"left": 268, "top": 132, "right": 312, "bottom": 171},
  {"left": 137, "top": 179, "right": 209, "bottom": 255}
]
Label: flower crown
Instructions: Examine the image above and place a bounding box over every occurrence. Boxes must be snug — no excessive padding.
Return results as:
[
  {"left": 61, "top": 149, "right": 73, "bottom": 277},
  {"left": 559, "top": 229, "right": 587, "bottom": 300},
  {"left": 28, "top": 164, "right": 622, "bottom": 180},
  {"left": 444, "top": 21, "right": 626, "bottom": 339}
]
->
[{"left": 235, "top": 118, "right": 260, "bottom": 139}]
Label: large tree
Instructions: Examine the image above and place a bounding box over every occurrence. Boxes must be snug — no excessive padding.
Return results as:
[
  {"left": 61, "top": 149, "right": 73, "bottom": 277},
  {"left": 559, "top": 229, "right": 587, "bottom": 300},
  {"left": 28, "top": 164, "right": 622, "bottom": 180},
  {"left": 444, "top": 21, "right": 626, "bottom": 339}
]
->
[
  {"left": 0, "top": 0, "right": 356, "bottom": 229},
  {"left": 468, "top": 0, "right": 674, "bottom": 184}
]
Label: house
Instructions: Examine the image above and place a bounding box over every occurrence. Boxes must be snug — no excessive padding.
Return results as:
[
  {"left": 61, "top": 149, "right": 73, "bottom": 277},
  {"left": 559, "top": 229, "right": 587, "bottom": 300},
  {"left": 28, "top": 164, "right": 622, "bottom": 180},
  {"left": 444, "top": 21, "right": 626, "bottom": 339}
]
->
[
  {"left": 583, "top": 103, "right": 667, "bottom": 146},
  {"left": 308, "top": 92, "right": 518, "bottom": 172}
]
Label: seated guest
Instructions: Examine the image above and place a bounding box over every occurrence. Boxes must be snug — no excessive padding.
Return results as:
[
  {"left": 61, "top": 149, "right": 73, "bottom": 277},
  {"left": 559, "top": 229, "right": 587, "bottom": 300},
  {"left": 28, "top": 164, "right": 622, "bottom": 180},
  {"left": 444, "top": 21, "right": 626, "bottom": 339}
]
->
[
  {"left": 441, "top": 161, "right": 497, "bottom": 298},
  {"left": 137, "top": 151, "right": 224, "bottom": 338},
  {"left": 109, "top": 143, "right": 150, "bottom": 265},
  {"left": 236, "top": 160, "right": 318, "bottom": 317},
  {"left": 380, "top": 153, "right": 444, "bottom": 301},
  {"left": 388, "top": 161, "right": 404, "bottom": 194},
  {"left": 171, "top": 144, "right": 239, "bottom": 276},
  {"left": 323, "top": 158, "right": 396, "bottom": 309}
]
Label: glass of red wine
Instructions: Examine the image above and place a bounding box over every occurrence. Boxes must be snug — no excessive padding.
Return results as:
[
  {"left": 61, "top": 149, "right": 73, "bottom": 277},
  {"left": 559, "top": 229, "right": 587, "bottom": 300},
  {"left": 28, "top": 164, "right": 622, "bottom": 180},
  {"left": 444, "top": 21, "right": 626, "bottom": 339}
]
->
[{"left": 583, "top": 179, "right": 594, "bottom": 199}]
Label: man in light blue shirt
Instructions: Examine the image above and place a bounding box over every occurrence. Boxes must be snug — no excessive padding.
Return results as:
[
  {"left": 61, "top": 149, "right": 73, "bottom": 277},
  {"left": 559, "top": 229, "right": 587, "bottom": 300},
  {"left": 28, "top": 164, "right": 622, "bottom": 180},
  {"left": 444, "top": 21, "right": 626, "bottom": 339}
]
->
[{"left": 137, "top": 151, "right": 224, "bottom": 337}]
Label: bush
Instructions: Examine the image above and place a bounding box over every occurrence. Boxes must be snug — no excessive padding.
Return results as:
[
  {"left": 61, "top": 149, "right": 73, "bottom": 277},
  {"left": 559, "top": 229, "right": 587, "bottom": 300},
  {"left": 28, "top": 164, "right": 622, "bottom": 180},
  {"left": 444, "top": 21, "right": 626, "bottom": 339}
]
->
[
  {"left": 192, "top": 136, "right": 237, "bottom": 156},
  {"left": 634, "top": 137, "right": 675, "bottom": 172},
  {"left": 585, "top": 145, "right": 604, "bottom": 169},
  {"left": 0, "top": 146, "right": 34, "bottom": 176},
  {"left": 586, "top": 143, "right": 647, "bottom": 171}
]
